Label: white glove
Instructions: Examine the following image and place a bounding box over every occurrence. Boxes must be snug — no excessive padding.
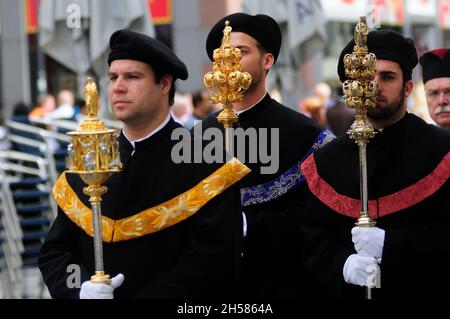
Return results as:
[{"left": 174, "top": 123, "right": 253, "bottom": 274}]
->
[
  {"left": 352, "top": 226, "right": 385, "bottom": 259},
  {"left": 343, "top": 254, "right": 380, "bottom": 287},
  {"left": 79, "top": 273, "right": 125, "bottom": 299}
]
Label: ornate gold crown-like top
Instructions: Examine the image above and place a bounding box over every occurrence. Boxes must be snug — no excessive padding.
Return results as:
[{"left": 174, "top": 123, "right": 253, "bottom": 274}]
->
[
  {"left": 344, "top": 17, "right": 378, "bottom": 145},
  {"left": 66, "top": 78, "right": 122, "bottom": 179},
  {"left": 203, "top": 21, "right": 252, "bottom": 128}
]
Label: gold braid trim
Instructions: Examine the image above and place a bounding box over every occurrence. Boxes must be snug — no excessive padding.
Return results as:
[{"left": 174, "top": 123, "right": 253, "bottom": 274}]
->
[{"left": 52, "top": 158, "right": 250, "bottom": 242}]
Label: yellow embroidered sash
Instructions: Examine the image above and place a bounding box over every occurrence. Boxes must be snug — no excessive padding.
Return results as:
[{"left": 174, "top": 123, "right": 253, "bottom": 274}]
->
[{"left": 53, "top": 158, "right": 250, "bottom": 242}]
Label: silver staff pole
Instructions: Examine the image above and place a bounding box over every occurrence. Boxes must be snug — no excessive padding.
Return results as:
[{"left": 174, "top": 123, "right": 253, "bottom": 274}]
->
[{"left": 342, "top": 17, "right": 378, "bottom": 299}]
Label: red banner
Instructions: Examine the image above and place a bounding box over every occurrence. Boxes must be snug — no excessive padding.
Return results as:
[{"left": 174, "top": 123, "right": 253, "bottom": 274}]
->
[
  {"left": 25, "top": 0, "right": 40, "bottom": 33},
  {"left": 25, "top": 0, "right": 171, "bottom": 33},
  {"left": 148, "top": 0, "right": 172, "bottom": 25},
  {"left": 373, "top": 0, "right": 404, "bottom": 25},
  {"left": 440, "top": 0, "right": 450, "bottom": 27}
]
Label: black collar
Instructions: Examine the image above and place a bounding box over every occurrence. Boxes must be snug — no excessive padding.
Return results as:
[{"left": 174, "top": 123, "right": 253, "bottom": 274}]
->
[
  {"left": 119, "top": 118, "right": 180, "bottom": 160},
  {"left": 237, "top": 94, "right": 272, "bottom": 123}
]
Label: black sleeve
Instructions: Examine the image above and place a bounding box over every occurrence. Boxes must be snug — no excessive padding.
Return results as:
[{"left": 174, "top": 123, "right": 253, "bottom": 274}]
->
[
  {"left": 242, "top": 197, "right": 309, "bottom": 299},
  {"left": 380, "top": 181, "right": 450, "bottom": 295},
  {"left": 38, "top": 208, "right": 90, "bottom": 299},
  {"left": 134, "top": 185, "right": 243, "bottom": 299},
  {"left": 301, "top": 193, "right": 361, "bottom": 298},
  {"left": 302, "top": 181, "right": 450, "bottom": 299}
]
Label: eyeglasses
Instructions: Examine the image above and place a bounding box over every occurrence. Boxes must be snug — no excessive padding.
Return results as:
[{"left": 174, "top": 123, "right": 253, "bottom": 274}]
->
[{"left": 426, "top": 88, "right": 450, "bottom": 100}]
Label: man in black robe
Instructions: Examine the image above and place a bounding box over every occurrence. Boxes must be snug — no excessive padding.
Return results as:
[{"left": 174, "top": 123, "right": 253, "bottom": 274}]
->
[
  {"left": 301, "top": 30, "right": 450, "bottom": 299},
  {"left": 197, "top": 13, "right": 334, "bottom": 299},
  {"left": 38, "top": 30, "right": 250, "bottom": 299},
  {"left": 420, "top": 48, "right": 450, "bottom": 131}
]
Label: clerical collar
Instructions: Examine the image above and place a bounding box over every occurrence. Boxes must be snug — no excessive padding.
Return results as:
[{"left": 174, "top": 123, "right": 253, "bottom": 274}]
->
[
  {"left": 122, "top": 113, "right": 171, "bottom": 155},
  {"left": 374, "top": 112, "right": 410, "bottom": 135},
  {"left": 236, "top": 93, "right": 267, "bottom": 115}
]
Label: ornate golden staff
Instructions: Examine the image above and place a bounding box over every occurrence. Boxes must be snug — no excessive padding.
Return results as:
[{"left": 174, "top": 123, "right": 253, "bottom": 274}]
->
[
  {"left": 203, "top": 21, "right": 252, "bottom": 153},
  {"left": 343, "top": 17, "right": 378, "bottom": 299},
  {"left": 66, "top": 78, "right": 122, "bottom": 284}
]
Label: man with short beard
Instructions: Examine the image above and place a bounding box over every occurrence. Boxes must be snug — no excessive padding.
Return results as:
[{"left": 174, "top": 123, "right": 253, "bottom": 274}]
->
[
  {"left": 300, "top": 30, "right": 450, "bottom": 299},
  {"left": 420, "top": 48, "right": 450, "bottom": 131}
]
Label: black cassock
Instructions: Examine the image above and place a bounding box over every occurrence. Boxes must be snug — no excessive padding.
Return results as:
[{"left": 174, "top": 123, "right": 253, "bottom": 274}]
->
[
  {"left": 301, "top": 113, "right": 450, "bottom": 299},
  {"left": 197, "top": 94, "right": 334, "bottom": 299},
  {"left": 39, "top": 118, "right": 248, "bottom": 299}
]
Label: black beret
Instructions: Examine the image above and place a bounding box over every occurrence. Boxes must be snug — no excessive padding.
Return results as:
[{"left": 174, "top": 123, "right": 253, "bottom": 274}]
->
[
  {"left": 420, "top": 48, "right": 450, "bottom": 84},
  {"left": 206, "top": 13, "right": 282, "bottom": 62},
  {"left": 337, "top": 30, "right": 418, "bottom": 82},
  {"left": 108, "top": 29, "right": 188, "bottom": 80}
]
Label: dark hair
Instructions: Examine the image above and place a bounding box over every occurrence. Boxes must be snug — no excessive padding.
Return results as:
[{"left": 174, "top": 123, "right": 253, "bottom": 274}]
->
[
  {"left": 400, "top": 66, "right": 410, "bottom": 85},
  {"left": 192, "top": 91, "right": 204, "bottom": 109},
  {"left": 13, "top": 102, "right": 30, "bottom": 116},
  {"left": 153, "top": 64, "right": 176, "bottom": 106},
  {"left": 256, "top": 42, "right": 267, "bottom": 55},
  {"left": 254, "top": 42, "right": 271, "bottom": 76}
]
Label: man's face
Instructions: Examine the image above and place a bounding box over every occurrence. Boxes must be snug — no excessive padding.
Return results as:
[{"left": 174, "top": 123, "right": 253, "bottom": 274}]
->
[
  {"left": 230, "top": 32, "right": 273, "bottom": 95},
  {"left": 424, "top": 77, "right": 450, "bottom": 129},
  {"left": 108, "top": 59, "right": 170, "bottom": 127},
  {"left": 368, "top": 59, "right": 412, "bottom": 120}
]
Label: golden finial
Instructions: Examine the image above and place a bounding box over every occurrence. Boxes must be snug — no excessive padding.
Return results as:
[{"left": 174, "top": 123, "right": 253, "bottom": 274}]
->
[
  {"left": 67, "top": 78, "right": 122, "bottom": 176},
  {"left": 203, "top": 20, "right": 252, "bottom": 128},
  {"left": 84, "top": 77, "right": 99, "bottom": 118},
  {"left": 344, "top": 16, "right": 378, "bottom": 145},
  {"left": 354, "top": 16, "right": 369, "bottom": 48},
  {"left": 78, "top": 77, "right": 105, "bottom": 132}
]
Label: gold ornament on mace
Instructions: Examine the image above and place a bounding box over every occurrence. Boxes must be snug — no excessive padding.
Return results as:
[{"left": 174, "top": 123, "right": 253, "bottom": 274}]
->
[
  {"left": 203, "top": 21, "right": 252, "bottom": 152},
  {"left": 66, "top": 78, "right": 122, "bottom": 284}
]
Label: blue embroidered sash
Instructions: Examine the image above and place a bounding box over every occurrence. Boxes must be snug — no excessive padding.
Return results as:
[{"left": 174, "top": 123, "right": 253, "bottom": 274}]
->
[{"left": 240, "top": 129, "right": 335, "bottom": 207}]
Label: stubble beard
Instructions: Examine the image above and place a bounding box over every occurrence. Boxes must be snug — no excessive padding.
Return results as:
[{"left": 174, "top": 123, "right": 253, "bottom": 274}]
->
[
  {"left": 245, "top": 72, "right": 261, "bottom": 96},
  {"left": 368, "top": 87, "right": 405, "bottom": 120}
]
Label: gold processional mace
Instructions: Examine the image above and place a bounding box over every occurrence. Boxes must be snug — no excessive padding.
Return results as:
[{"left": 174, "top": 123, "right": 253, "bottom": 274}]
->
[
  {"left": 66, "top": 78, "right": 122, "bottom": 284},
  {"left": 203, "top": 20, "right": 252, "bottom": 153},
  {"left": 343, "top": 17, "right": 378, "bottom": 299}
]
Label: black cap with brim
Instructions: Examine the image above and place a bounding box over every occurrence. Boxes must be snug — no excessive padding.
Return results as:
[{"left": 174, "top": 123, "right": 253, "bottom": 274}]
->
[
  {"left": 420, "top": 48, "right": 450, "bottom": 84},
  {"left": 337, "top": 30, "right": 418, "bottom": 82},
  {"left": 108, "top": 29, "right": 188, "bottom": 81},
  {"left": 206, "top": 13, "right": 282, "bottom": 62}
]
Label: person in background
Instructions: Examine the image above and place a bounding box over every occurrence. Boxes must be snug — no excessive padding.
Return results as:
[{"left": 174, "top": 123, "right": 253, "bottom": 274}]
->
[
  {"left": 11, "top": 102, "right": 31, "bottom": 122},
  {"left": 184, "top": 90, "right": 213, "bottom": 129},
  {"left": 314, "top": 82, "right": 333, "bottom": 109},
  {"left": 47, "top": 90, "right": 76, "bottom": 120},
  {"left": 170, "top": 93, "right": 191, "bottom": 126},
  {"left": 420, "top": 48, "right": 450, "bottom": 130},
  {"left": 301, "top": 96, "right": 328, "bottom": 128},
  {"left": 9, "top": 102, "right": 38, "bottom": 154},
  {"left": 326, "top": 85, "right": 356, "bottom": 137},
  {"left": 29, "top": 94, "right": 56, "bottom": 121}
]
